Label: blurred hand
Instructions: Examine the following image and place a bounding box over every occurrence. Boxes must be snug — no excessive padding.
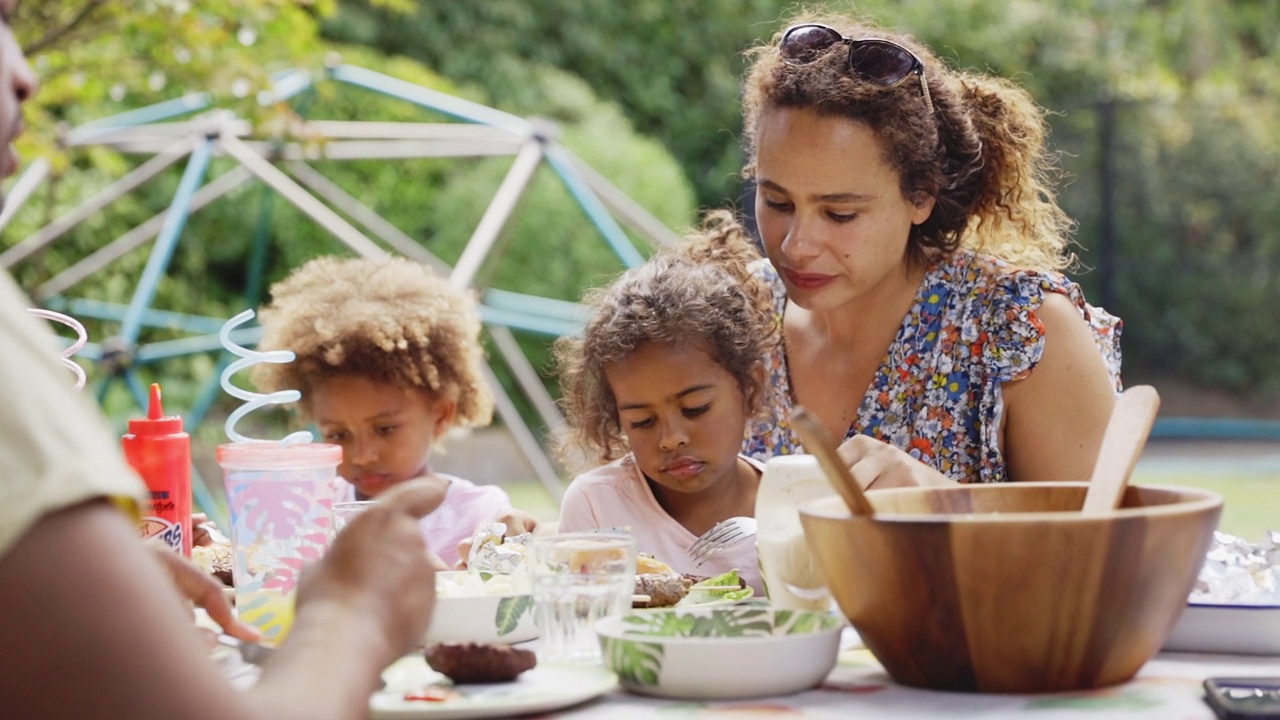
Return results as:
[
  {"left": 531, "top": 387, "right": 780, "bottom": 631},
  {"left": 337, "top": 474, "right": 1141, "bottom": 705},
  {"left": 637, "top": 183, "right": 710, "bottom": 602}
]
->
[
  {"left": 454, "top": 508, "right": 540, "bottom": 570},
  {"left": 295, "top": 479, "right": 440, "bottom": 662},
  {"left": 146, "top": 542, "right": 260, "bottom": 643},
  {"left": 836, "top": 435, "right": 959, "bottom": 490}
]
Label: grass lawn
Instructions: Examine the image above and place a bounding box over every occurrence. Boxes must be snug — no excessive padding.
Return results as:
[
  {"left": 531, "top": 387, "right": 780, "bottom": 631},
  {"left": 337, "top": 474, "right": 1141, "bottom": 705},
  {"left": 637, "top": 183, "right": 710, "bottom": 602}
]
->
[
  {"left": 1132, "top": 470, "right": 1279, "bottom": 541},
  {"left": 503, "top": 481, "right": 561, "bottom": 523}
]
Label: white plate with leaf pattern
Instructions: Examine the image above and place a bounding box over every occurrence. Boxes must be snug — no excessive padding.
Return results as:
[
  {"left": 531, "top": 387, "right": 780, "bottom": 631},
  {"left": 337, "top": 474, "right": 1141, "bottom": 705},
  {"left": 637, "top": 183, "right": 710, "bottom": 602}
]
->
[{"left": 596, "top": 606, "right": 843, "bottom": 699}]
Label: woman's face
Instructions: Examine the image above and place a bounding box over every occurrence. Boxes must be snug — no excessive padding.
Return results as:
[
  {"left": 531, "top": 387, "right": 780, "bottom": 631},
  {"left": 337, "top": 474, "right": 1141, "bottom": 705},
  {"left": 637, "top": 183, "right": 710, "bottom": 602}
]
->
[
  {"left": 311, "top": 375, "right": 456, "bottom": 498},
  {"left": 605, "top": 341, "right": 750, "bottom": 498},
  {"left": 753, "top": 107, "right": 934, "bottom": 312}
]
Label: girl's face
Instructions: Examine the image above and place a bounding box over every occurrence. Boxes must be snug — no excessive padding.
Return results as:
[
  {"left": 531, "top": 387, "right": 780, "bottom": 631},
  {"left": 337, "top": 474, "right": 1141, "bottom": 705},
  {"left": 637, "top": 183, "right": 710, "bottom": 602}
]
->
[
  {"left": 753, "top": 107, "right": 935, "bottom": 312},
  {"left": 604, "top": 341, "right": 751, "bottom": 497},
  {"left": 310, "top": 375, "right": 455, "bottom": 498}
]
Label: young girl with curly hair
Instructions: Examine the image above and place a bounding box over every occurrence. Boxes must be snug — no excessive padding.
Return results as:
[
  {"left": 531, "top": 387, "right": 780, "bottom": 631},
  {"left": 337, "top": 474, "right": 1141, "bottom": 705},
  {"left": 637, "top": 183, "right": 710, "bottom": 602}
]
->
[
  {"left": 554, "top": 211, "right": 779, "bottom": 593},
  {"left": 253, "top": 255, "right": 510, "bottom": 568},
  {"left": 740, "top": 11, "right": 1123, "bottom": 487}
]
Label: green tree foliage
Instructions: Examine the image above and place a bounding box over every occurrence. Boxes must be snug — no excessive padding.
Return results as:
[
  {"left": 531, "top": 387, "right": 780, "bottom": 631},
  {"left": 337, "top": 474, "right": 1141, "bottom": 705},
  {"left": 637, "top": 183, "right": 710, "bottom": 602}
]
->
[
  {"left": 321, "top": 0, "right": 788, "bottom": 208},
  {"left": 4, "top": 1, "right": 696, "bottom": 427},
  {"left": 10, "top": 0, "right": 1280, "bottom": 408}
]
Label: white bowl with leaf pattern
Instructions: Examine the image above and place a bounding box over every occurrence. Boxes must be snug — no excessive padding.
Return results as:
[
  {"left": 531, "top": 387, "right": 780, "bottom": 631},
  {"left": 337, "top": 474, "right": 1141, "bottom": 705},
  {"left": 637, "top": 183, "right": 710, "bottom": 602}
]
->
[
  {"left": 595, "top": 606, "right": 843, "bottom": 699},
  {"left": 423, "top": 570, "right": 538, "bottom": 646}
]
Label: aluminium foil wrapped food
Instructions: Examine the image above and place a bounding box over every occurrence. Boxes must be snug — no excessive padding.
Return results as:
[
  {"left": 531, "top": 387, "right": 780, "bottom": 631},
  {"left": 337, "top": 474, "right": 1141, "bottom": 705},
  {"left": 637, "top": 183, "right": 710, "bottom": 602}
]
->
[
  {"left": 1190, "top": 530, "right": 1280, "bottom": 604},
  {"left": 465, "top": 521, "right": 531, "bottom": 574}
]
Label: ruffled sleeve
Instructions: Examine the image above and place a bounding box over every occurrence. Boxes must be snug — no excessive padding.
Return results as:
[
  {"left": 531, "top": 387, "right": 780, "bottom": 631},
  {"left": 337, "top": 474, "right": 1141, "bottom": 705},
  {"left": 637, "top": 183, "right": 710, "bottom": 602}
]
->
[
  {"left": 982, "top": 268, "right": 1123, "bottom": 391},
  {"left": 968, "top": 261, "right": 1123, "bottom": 483}
]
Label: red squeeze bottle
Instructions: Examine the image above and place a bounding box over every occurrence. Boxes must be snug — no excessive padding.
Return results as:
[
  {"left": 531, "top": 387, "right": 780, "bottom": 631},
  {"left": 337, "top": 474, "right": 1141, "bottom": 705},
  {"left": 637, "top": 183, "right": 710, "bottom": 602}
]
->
[{"left": 122, "top": 383, "right": 193, "bottom": 557}]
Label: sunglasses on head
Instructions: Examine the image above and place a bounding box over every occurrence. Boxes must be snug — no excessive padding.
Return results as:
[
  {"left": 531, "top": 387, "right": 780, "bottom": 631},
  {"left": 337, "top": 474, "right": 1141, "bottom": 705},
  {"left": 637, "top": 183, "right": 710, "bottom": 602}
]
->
[{"left": 779, "top": 23, "right": 934, "bottom": 114}]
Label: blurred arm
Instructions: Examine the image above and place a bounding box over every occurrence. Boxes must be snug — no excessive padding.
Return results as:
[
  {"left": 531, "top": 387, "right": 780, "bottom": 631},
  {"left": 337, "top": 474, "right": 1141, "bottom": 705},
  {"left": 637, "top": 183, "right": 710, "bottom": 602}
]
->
[{"left": 0, "top": 500, "right": 412, "bottom": 720}]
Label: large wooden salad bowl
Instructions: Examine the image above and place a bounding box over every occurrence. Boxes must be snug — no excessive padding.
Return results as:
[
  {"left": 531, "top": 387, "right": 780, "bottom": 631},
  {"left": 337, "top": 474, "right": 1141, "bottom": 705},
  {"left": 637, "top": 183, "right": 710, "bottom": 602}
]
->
[{"left": 799, "top": 482, "right": 1221, "bottom": 693}]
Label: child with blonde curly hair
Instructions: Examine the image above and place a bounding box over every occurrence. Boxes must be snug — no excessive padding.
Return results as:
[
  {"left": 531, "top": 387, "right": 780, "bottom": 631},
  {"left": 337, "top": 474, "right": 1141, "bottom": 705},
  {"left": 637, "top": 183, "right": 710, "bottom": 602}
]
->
[
  {"left": 554, "top": 211, "right": 779, "bottom": 593},
  {"left": 253, "top": 255, "right": 511, "bottom": 568}
]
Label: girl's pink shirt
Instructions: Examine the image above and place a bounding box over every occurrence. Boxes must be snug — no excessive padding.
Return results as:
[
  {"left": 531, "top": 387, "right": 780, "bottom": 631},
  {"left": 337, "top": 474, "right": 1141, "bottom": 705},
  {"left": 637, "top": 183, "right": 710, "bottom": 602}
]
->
[{"left": 558, "top": 454, "right": 763, "bottom": 595}]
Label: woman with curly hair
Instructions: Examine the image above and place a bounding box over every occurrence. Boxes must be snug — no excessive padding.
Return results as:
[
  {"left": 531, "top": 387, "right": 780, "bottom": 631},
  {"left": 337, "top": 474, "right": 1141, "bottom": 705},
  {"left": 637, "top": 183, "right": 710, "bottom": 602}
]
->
[
  {"left": 553, "top": 211, "right": 778, "bottom": 592},
  {"left": 739, "top": 10, "right": 1122, "bottom": 487},
  {"left": 254, "top": 255, "right": 510, "bottom": 568}
]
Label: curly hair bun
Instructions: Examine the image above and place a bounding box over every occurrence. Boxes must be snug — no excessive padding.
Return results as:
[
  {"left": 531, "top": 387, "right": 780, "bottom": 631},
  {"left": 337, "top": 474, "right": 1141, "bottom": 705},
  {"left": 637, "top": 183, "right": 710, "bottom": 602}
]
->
[{"left": 252, "top": 255, "right": 494, "bottom": 427}]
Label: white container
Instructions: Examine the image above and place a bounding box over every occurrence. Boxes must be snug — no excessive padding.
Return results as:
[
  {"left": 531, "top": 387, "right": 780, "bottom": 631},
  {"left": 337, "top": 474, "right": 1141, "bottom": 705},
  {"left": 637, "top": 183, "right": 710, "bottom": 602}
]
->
[
  {"left": 756, "top": 455, "right": 837, "bottom": 611},
  {"left": 1162, "top": 602, "right": 1280, "bottom": 655},
  {"left": 423, "top": 570, "right": 538, "bottom": 646}
]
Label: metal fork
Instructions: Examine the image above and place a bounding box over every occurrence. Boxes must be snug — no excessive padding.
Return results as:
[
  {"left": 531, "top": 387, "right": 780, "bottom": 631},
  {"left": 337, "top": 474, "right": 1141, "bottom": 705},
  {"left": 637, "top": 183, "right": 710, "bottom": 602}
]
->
[{"left": 688, "top": 516, "right": 758, "bottom": 565}]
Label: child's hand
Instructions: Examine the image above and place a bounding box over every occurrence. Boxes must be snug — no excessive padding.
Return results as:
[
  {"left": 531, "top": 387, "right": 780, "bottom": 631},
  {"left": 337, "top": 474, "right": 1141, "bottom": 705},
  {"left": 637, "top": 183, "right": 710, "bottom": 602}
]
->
[{"left": 454, "top": 508, "right": 540, "bottom": 569}]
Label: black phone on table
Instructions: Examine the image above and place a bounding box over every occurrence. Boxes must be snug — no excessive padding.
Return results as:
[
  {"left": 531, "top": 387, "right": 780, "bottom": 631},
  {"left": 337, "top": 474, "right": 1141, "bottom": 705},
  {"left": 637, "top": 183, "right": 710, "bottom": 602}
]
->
[{"left": 1204, "top": 677, "right": 1280, "bottom": 720}]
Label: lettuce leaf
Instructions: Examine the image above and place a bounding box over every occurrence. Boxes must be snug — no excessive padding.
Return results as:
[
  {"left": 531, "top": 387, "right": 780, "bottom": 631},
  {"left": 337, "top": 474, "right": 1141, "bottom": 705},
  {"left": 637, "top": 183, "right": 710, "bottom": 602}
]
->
[{"left": 675, "top": 570, "right": 754, "bottom": 607}]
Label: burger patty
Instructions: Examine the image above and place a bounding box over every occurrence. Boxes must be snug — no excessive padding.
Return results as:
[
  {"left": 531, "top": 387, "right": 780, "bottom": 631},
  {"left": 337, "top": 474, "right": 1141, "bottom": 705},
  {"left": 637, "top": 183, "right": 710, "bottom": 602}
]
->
[
  {"left": 424, "top": 643, "right": 537, "bottom": 683},
  {"left": 634, "top": 573, "right": 687, "bottom": 607}
]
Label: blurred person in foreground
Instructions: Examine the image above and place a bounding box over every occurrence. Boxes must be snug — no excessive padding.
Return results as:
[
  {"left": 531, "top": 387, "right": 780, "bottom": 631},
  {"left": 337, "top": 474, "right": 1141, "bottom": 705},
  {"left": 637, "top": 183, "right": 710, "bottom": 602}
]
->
[{"left": 0, "top": 3, "right": 438, "bottom": 717}]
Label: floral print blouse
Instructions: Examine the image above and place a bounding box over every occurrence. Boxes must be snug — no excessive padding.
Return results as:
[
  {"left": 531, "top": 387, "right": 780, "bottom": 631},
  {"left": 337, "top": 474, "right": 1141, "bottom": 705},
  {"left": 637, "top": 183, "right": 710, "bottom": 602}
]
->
[{"left": 743, "top": 250, "right": 1123, "bottom": 484}]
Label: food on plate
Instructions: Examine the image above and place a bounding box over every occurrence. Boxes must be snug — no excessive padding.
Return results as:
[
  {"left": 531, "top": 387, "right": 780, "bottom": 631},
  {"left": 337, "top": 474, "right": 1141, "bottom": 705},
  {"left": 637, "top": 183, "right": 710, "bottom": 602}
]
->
[
  {"left": 635, "top": 572, "right": 688, "bottom": 608},
  {"left": 402, "top": 686, "right": 461, "bottom": 703},
  {"left": 633, "top": 555, "right": 754, "bottom": 608},
  {"left": 436, "top": 569, "right": 530, "bottom": 598},
  {"left": 192, "top": 541, "right": 234, "bottom": 587},
  {"left": 466, "top": 521, "right": 531, "bottom": 574},
  {"left": 424, "top": 642, "right": 537, "bottom": 683},
  {"left": 676, "top": 570, "right": 753, "bottom": 607}
]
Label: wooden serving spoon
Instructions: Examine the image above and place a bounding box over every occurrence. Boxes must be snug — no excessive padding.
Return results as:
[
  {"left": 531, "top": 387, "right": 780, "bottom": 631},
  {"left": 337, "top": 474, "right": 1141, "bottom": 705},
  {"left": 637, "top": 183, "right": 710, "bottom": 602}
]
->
[
  {"left": 1080, "top": 385, "right": 1162, "bottom": 514},
  {"left": 790, "top": 406, "right": 876, "bottom": 517}
]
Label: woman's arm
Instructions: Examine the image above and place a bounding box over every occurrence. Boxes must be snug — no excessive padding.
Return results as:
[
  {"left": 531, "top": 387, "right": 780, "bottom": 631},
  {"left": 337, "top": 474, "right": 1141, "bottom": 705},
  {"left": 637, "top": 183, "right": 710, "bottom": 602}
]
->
[
  {"left": 0, "top": 481, "right": 440, "bottom": 720},
  {"left": 1000, "top": 292, "right": 1118, "bottom": 483},
  {"left": 0, "top": 501, "right": 285, "bottom": 719}
]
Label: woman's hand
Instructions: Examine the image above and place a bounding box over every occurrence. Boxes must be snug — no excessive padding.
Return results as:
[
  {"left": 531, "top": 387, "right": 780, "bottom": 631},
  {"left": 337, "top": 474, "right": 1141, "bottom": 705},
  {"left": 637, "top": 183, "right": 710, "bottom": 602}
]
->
[
  {"left": 836, "top": 435, "right": 959, "bottom": 490},
  {"left": 146, "top": 542, "right": 260, "bottom": 643},
  {"left": 455, "top": 508, "right": 540, "bottom": 569}
]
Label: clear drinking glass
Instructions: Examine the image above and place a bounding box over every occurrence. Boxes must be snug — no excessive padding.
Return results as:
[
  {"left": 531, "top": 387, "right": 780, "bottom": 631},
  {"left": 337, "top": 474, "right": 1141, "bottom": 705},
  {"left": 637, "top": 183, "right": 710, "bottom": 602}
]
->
[
  {"left": 530, "top": 532, "right": 636, "bottom": 664},
  {"left": 332, "top": 500, "right": 376, "bottom": 534}
]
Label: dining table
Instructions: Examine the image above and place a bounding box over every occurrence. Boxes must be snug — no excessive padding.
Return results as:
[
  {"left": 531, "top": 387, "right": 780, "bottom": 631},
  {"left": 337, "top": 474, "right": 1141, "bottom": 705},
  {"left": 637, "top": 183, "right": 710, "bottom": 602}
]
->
[
  {"left": 546, "top": 647, "right": 1280, "bottom": 719},
  {"left": 213, "top": 627, "right": 1280, "bottom": 719}
]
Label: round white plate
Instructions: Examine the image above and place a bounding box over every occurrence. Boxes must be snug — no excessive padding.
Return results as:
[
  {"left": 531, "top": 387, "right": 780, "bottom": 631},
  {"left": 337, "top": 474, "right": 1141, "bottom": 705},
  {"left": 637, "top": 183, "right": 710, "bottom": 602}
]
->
[{"left": 369, "top": 657, "right": 617, "bottom": 719}]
